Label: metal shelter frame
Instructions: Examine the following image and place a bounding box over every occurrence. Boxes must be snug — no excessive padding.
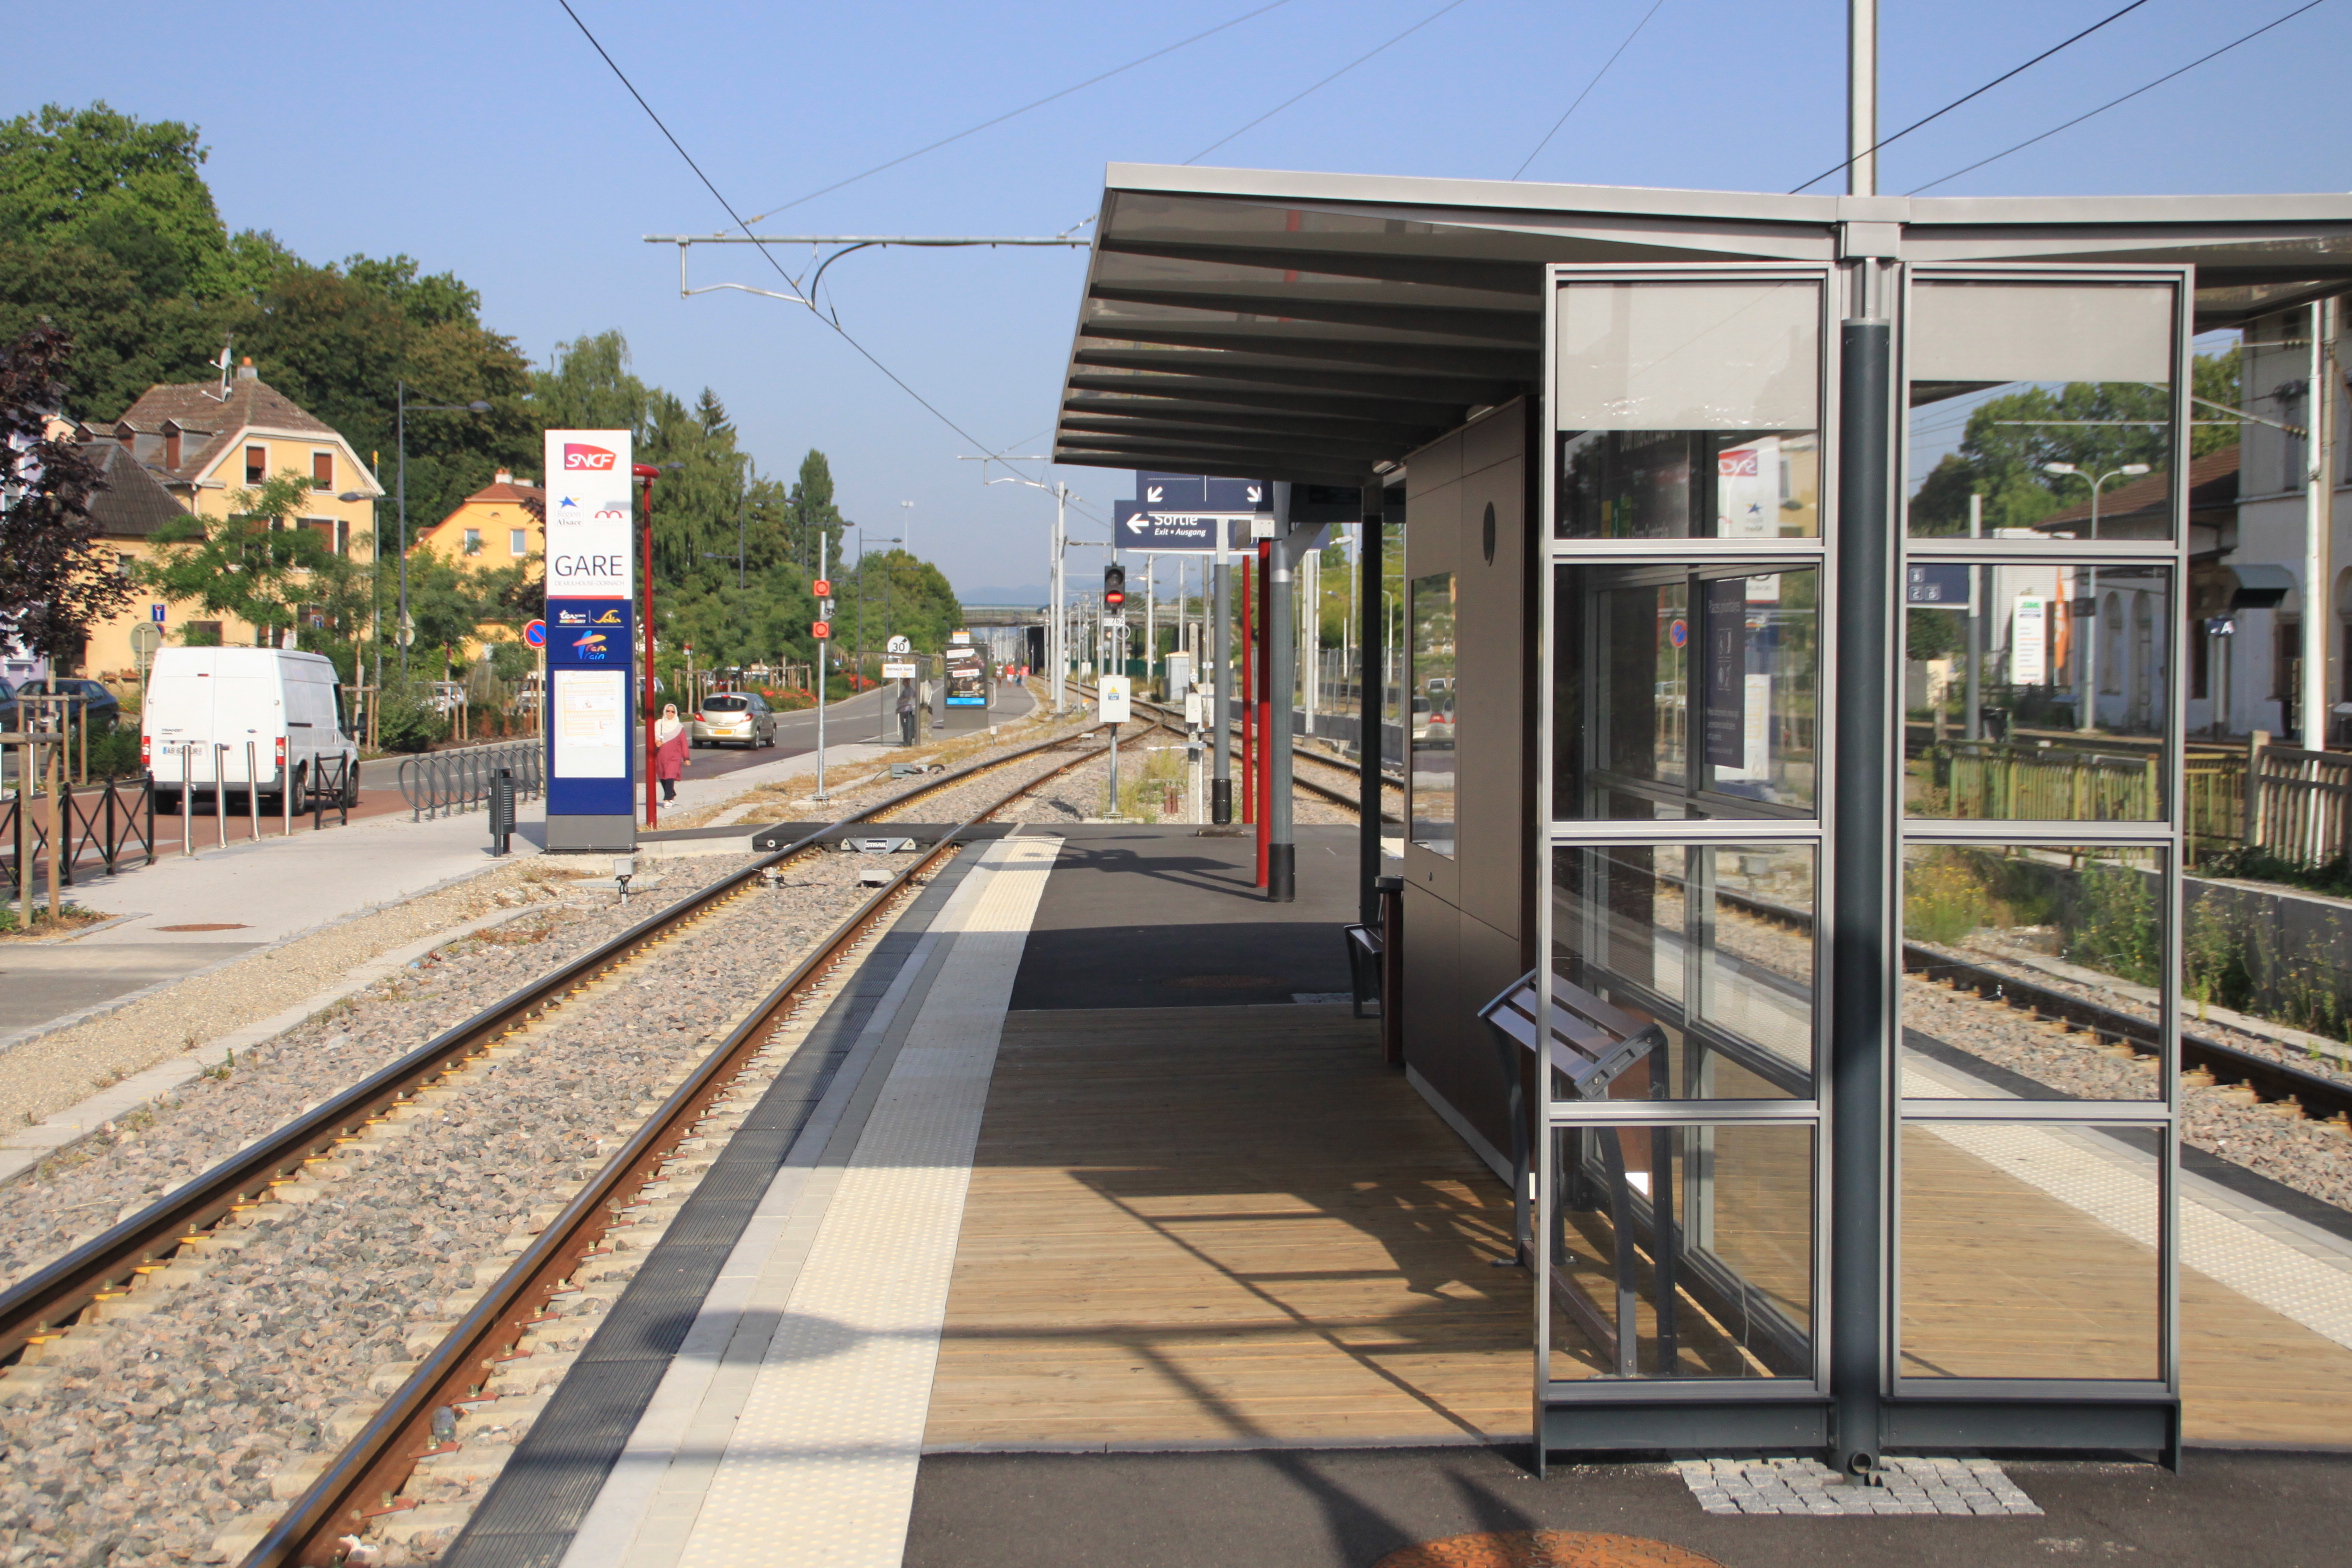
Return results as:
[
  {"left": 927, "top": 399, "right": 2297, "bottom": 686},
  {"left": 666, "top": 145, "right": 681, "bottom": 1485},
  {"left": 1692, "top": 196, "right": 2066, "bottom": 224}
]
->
[{"left": 1045, "top": 164, "right": 2352, "bottom": 1469}]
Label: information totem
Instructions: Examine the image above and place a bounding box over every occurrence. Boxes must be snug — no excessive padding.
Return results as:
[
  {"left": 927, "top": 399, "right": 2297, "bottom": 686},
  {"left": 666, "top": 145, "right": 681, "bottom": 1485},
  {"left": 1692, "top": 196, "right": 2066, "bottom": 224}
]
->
[{"left": 543, "top": 429, "right": 637, "bottom": 852}]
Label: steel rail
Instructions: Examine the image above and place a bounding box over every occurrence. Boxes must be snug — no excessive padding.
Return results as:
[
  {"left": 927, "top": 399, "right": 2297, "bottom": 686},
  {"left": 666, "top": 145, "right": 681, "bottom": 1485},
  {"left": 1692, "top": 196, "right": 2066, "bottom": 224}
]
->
[
  {"left": 1710, "top": 883, "right": 2352, "bottom": 1125},
  {"left": 241, "top": 723, "right": 1127, "bottom": 1565},
  {"left": 0, "top": 717, "right": 1108, "bottom": 1371},
  {"left": 1071, "top": 682, "right": 1404, "bottom": 821}
]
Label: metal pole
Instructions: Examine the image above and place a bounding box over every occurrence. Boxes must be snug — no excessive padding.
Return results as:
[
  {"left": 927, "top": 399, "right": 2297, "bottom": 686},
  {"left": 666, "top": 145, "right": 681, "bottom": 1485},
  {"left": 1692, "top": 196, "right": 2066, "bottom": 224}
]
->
[
  {"left": 1847, "top": 0, "right": 1877, "bottom": 198},
  {"left": 1359, "top": 485, "right": 1386, "bottom": 926},
  {"left": 1965, "top": 493, "right": 1984, "bottom": 741},
  {"left": 2304, "top": 296, "right": 2337, "bottom": 749},
  {"left": 1051, "top": 486, "right": 1066, "bottom": 714},
  {"left": 1212, "top": 549, "right": 1233, "bottom": 823},
  {"left": 45, "top": 729, "right": 61, "bottom": 921},
  {"left": 180, "top": 743, "right": 193, "bottom": 857},
  {"left": 396, "top": 384, "right": 410, "bottom": 680},
  {"left": 1831, "top": 311, "right": 1892, "bottom": 1475},
  {"left": 247, "top": 741, "right": 260, "bottom": 841},
  {"left": 1243, "top": 551, "right": 1257, "bottom": 835},
  {"left": 213, "top": 743, "right": 227, "bottom": 850},
  {"left": 1268, "top": 489, "right": 1296, "bottom": 903}
]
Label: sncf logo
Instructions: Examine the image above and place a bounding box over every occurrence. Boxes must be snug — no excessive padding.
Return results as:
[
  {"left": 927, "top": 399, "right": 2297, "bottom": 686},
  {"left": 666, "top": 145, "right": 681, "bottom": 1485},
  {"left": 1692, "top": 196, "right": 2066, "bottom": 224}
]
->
[{"left": 563, "top": 443, "right": 619, "bottom": 471}]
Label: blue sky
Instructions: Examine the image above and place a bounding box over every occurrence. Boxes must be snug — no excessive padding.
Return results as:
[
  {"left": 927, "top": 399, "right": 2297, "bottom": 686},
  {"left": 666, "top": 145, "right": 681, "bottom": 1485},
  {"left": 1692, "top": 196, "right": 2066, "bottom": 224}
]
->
[{"left": 13, "top": 0, "right": 2349, "bottom": 600}]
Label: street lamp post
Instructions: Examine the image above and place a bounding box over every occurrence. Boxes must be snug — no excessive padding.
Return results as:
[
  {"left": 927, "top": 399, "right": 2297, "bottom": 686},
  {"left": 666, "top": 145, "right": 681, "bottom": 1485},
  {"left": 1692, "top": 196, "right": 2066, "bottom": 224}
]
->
[
  {"left": 2043, "top": 460, "right": 2152, "bottom": 733},
  {"left": 393, "top": 382, "right": 491, "bottom": 678}
]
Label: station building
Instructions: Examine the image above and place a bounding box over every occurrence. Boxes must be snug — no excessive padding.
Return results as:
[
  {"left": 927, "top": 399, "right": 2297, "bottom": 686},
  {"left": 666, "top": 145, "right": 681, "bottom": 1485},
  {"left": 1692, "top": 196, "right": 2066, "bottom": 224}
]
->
[{"left": 1048, "top": 166, "right": 2352, "bottom": 1468}]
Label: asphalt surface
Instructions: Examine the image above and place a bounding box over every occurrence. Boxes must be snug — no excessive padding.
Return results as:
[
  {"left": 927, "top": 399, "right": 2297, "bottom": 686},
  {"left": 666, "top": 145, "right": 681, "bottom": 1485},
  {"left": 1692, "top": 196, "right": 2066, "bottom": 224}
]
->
[
  {"left": 678, "top": 679, "right": 1037, "bottom": 784},
  {"left": 909, "top": 1446, "right": 2352, "bottom": 1568},
  {"left": 1007, "top": 822, "right": 1358, "bottom": 1011}
]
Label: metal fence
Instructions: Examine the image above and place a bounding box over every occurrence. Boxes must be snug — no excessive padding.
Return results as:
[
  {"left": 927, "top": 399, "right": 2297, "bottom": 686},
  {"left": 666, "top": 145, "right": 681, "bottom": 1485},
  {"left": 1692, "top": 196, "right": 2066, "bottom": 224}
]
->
[
  {"left": 397, "top": 738, "right": 545, "bottom": 821},
  {"left": 3, "top": 775, "right": 156, "bottom": 887}
]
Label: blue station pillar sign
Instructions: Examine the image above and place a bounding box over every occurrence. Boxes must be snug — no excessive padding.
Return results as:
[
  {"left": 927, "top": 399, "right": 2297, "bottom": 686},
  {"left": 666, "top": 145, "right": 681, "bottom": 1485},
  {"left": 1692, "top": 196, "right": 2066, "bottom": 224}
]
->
[{"left": 543, "top": 429, "right": 637, "bottom": 852}]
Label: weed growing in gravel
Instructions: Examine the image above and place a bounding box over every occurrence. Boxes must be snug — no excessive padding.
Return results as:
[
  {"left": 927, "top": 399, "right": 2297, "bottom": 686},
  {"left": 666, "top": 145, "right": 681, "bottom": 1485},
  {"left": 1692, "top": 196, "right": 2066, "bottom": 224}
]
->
[
  {"left": 1904, "top": 848, "right": 1998, "bottom": 944},
  {"left": 2063, "top": 859, "right": 2160, "bottom": 987}
]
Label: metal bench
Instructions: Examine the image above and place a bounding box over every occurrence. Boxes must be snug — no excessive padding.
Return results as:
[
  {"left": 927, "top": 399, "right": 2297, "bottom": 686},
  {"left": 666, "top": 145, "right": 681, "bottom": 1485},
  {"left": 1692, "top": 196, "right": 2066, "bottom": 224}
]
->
[{"left": 1480, "top": 968, "right": 1681, "bottom": 1377}]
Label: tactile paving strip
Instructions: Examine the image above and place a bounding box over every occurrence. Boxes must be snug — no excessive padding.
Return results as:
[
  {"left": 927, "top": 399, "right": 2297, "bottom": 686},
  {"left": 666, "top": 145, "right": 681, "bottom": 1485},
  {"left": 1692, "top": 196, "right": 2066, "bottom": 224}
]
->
[
  {"left": 672, "top": 837, "right": 1060, "bottom": 1568},
  {"left": 1675, "top": 1455, "right": 2040, "bottom": 1515}
]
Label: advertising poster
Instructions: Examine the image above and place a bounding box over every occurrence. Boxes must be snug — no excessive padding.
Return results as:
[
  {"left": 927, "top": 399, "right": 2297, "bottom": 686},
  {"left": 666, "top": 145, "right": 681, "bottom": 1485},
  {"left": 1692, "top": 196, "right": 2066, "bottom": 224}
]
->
[{"left": 2013, "top": 594, "right": 2048, "bottom": 685}]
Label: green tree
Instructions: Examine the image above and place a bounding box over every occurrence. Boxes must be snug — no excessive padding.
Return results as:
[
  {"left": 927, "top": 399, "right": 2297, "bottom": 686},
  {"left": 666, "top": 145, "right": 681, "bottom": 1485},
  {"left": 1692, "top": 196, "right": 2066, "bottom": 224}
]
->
[
  {"left": 847, "top": 547, "right": 961, "bottom": 658},
  {"left": 534, "top": 329, "right": 653, "bottom": 436},
  {"left": 135, "top": 472, "right": 360, "bottom": 649},
  {"left": 0, "top": 103, "right": 234, "bottom": 299},
  {"left": 784, "top": 450, "right": 849, "bottom": 577},
  {"left": 0, "top": 324, "right": 135, "bottom": 665}
]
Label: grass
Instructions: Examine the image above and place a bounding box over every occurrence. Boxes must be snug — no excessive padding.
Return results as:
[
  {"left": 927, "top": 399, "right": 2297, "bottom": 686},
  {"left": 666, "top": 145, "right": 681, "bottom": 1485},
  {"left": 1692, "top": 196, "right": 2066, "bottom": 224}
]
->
[{"left": 0, "top": 900, "right": 115, "bottom": 940}]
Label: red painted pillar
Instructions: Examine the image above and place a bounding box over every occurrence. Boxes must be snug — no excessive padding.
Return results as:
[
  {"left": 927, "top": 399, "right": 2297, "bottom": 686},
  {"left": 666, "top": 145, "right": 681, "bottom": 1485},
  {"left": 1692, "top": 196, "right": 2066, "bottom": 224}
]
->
[{"left": 635, "top": 466, "right": 660, "bottom": 829}]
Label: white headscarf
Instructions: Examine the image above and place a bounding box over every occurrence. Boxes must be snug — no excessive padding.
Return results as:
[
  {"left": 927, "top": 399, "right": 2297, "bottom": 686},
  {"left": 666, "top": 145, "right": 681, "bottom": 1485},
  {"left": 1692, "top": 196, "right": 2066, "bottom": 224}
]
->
[{"left": 654, "top": 704, "right": 684, "bottom": 744}]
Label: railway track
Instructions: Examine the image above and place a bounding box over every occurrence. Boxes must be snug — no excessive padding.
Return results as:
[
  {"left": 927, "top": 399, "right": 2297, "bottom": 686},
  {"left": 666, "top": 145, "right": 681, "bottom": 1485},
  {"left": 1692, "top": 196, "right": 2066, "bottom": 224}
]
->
[
  {"left": 0, "top": 715, "right": 1143, "bottom": 1564},
  {"left": 1071, "top": 683, "right": 1404, "bottom": 822},
  {"left": 1713, "top": 884, "right": 2352, "bottom": 1128}
]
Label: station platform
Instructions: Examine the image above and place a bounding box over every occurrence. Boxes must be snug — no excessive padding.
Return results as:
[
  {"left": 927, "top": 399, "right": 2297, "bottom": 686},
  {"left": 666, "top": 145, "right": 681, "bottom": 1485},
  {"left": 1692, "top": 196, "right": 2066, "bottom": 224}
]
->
[{"left": 449, "top": 822, "right": 2352, "bottom": 1568}]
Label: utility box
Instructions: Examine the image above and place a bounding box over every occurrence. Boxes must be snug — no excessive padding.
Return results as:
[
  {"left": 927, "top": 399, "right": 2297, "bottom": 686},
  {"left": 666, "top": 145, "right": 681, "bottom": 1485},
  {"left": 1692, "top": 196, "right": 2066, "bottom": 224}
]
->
[{"left": 1098, "top": 675, "right": 1131, "bottom": 724}]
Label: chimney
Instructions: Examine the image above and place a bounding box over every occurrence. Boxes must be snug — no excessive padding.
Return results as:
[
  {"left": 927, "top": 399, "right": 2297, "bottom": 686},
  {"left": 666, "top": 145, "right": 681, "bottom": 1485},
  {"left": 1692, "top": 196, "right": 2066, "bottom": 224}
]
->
[
  {"left": 494, "top": 468, "right": 512, "bottom": 485},
  {"left": 236, "top": 356, "right": 257, "bottom": 381}
]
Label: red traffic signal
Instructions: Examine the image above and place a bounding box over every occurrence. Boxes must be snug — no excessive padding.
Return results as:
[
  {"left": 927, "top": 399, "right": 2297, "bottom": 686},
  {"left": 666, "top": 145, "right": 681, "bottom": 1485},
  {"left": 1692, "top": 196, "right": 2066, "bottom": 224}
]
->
[
  {"left": 1104, "top": 563, "right": 1127, "bottom": 609},
  {"left": 812, "top": 578, "right": 831, "bottom": 598},
  {"left": 812, "top": 620, "right": 831, "bottom": 640}
]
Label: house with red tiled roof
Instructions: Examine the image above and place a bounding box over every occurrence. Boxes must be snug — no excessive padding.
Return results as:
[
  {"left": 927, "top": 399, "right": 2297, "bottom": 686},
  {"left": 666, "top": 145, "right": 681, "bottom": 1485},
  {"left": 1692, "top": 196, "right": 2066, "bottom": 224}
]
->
[
  {"left": 68, "top": 358, "right": 383, "bottom": 674},
  {"left": 411, "top": 469, "right": 547, "bottom": 661}
]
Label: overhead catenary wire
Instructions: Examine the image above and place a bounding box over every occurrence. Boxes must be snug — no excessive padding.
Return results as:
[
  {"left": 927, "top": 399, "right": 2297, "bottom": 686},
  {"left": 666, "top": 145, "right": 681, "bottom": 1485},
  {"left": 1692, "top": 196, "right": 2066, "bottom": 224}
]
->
[
  {"left": 1788, "top": 0, "right": 2153, "bottom": 194},
  {"left": 744, "top": 0, "right": 1299, "bottom": 223},
  {"left": 554, "top": 0, "right": 1065, "bottom": 493},
  {"left": 1907, "top": 0, "right": 2333, "bottom": 194},
  {"left": 1510, "top": 0, "right": 1669, "bottom": 180},
  {"left": 1186, "top": 0, "right": 1478, "bottom": 165}
]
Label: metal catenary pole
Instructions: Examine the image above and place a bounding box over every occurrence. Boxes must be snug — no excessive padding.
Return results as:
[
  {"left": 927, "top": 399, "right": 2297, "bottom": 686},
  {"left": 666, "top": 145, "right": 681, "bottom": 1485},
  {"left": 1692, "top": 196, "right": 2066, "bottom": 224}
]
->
[
  {"left": 815, "top": 528, "right": 829, "bottom": 801},
  {"left": 2303, "top": 295, "right": 2338, "bottom": 748},
  {"left": 1267, "top": 487, "right": 1296, "bottom": 903}
]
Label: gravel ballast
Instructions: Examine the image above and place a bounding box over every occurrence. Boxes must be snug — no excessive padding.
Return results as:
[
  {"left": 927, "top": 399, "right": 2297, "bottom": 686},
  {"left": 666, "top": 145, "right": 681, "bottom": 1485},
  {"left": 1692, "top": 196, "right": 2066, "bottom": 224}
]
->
[{"left": 0, "top": 849, "right": 883, "bottom": 1567}]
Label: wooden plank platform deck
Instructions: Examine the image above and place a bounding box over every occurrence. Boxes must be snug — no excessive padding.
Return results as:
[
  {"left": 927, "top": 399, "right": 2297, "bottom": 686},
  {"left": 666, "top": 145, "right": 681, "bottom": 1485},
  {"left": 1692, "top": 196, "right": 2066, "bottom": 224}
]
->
[
  {"left": 924, "top": 1004, "right": 1532, "bottom": 1451},
  {"left": 924, "top": 1005, "right": 2352, "bottom": 1451}
]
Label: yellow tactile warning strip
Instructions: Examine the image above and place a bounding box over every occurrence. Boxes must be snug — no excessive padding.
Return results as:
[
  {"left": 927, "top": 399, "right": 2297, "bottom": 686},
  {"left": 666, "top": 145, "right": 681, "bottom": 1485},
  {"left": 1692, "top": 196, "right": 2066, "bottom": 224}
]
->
[{"left": 669, "top": 836, "right": 1060, "bottom": 1568}]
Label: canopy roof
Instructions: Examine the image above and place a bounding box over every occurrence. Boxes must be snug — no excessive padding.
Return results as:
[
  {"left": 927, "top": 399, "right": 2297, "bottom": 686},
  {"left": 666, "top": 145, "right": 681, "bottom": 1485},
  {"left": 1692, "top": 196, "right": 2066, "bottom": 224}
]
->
[{"left": 1053, "top": 165, "right": 2352, "bottom": 487}]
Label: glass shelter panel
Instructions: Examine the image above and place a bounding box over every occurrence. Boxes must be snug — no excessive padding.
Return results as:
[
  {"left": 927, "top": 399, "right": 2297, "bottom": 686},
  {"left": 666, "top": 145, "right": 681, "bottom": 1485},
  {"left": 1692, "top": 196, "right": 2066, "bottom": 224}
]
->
[
  {"left": 1900, "top": 843, "right": 2168, "bottom": 1101},
  {"left": 1908, "top": 565, "right": 2173, "bottom": 820},
  {"left": 1554, "top": 279, "right": 1822, "bottom": 539},
  {"left": 1555, "top": 564, "right": 1819, "bottom": 819},
  {"left": 1907, "top": 280, "right": 2181, "bottom": 542},
  {"left": 1897, "top": 1122, "right": 2163, "bottom": 1382},
  {"left": 1410, "top": 569, "right": 1457, "bottom": 856},
  {"left": 1550, "top": 845, "right": 1816, "bottom": 1101},
  {"left": 1547, "top": 1123, "right": 1816, "bottom": 1382}
]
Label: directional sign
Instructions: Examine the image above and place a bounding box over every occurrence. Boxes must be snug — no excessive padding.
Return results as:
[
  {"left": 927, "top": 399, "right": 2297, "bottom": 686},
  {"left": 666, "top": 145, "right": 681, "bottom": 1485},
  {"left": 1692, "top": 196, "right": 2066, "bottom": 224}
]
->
[
  {"left": 523, "top": 619, "right": 547, "bottom": 648},
  {"left": 812, "top": 578, "right": 831, "bottom": 598},
  {"left": 886, "top": 634, "right": 912, "bottom": 654},
  {"left": 812, "top": 620, "right": 831, "bottom": 640},
  {"left": 881, "top": 660, "right": 918, "bottom": 678},
  {"left": 1906, "top": 563, "right": 1973, "bottom": 610},
  {"left": 1114, "top": 500, "right": 1253, "bottom": 553}
]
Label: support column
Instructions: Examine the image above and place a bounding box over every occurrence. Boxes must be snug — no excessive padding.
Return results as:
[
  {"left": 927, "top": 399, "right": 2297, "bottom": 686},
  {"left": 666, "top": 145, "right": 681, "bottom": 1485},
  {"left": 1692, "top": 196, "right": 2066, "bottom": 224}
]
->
[
  {"left": 1268, "top": 485, "right": 1296, "bottom": 903},
  {"left": 1212, "top": 552, "right": 1233, "bottom": 823},
  {"left": 1831, "top": 312, "right": 1892, "bottom": 1473},
  {"left": 1358, "top": 481, "right": 1386, "bottom": 926}
]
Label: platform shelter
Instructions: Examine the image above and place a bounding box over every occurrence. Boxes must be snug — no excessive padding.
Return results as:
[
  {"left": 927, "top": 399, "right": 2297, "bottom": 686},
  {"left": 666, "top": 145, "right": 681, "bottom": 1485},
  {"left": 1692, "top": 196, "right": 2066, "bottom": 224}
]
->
[{"left": 1048, "top": 167, "right": 2352, "bottom": 1470}]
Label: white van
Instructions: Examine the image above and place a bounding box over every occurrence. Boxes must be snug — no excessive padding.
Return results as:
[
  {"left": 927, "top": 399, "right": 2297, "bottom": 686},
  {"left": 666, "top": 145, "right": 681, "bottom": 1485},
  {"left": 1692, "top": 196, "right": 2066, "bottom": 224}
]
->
[{"left": 142, "top": 647, "right": 360, "bottom": 810}]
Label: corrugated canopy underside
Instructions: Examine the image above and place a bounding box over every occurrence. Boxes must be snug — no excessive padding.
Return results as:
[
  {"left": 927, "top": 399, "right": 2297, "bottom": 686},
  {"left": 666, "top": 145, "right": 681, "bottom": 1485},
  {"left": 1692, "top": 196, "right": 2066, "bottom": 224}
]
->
[{"left": 1052, "top": 167, "right": 2352, "bottom": 487}]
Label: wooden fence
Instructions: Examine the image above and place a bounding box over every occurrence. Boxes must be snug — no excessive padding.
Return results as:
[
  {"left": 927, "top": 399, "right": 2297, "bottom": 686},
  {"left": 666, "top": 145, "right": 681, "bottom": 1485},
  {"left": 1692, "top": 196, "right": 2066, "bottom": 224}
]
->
[{"left": 1930, "top": 729, "right": 2352, "bottom": 869}]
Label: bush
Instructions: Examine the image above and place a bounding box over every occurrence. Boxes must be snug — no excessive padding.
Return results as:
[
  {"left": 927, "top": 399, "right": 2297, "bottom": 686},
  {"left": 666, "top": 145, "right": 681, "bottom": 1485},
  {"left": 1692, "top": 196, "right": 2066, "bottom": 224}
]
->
[
  {"left": 88, "top": 722, "right": 143, "bottom": 779},
  {"left": 1903, "top": 848, "right": 1993, "bottom": 944},
  {"left": 376, "top": 685, "right": 449, "bottom": 753}
]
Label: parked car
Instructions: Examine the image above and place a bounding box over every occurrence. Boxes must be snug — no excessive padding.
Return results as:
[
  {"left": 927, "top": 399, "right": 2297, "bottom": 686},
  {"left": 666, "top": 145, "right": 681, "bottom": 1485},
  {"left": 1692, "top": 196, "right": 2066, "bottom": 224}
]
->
[
  {"left": 2, "top": 676, "right": 121, "bottom": 733},
  {"left": 143, "top": 647, "right": 359, "bottom": 810},
  {"left": 691, "top": 691, "right": 777, "bottom": 749}
]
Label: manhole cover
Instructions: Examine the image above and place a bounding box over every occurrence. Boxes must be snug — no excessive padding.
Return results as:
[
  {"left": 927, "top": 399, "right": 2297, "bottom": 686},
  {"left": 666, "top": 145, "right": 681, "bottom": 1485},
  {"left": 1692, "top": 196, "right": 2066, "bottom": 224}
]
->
[
  {"left": 154, "top": 922, "right": 249, "bottom": 932},
  {"left": 1373, "top": 1533, "right": 1726, "bottom": 1568},
  {"left": 1169, "top": 974, "right": 1275, "bottom": 989}
]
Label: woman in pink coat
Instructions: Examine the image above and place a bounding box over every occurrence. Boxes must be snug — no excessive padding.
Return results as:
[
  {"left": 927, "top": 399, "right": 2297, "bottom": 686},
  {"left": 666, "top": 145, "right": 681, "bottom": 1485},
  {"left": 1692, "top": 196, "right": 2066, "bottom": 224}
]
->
[{"left": 652, "top": 703, "right": 689, "bottom": 802}]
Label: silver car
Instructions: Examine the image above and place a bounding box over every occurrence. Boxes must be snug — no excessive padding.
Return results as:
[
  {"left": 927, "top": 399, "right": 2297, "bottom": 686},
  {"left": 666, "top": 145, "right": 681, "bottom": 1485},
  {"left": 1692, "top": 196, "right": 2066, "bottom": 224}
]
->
[{"left": 691, "top": 692, "right": 778, "bottom": 749}]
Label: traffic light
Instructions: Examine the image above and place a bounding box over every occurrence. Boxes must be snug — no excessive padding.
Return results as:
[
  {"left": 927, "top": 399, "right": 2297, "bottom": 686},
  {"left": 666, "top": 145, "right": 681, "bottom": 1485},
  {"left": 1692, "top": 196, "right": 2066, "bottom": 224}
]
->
[{"left": 1103, "top": 563, "right": 1126, "bottom": 610}]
